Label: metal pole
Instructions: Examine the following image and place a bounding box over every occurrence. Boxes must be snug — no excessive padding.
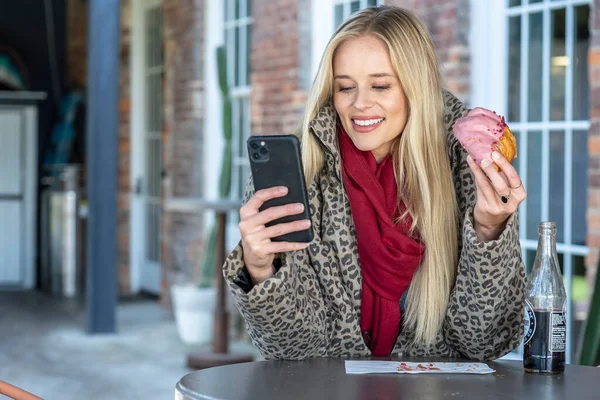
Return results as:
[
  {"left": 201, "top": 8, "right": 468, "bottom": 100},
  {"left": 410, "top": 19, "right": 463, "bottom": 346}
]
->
[
  {"left": 85, "top": 0, "right": 120, "bottom": 333},
  {"left": 213, "top": 212, "right": 228, "bottom": 353}
]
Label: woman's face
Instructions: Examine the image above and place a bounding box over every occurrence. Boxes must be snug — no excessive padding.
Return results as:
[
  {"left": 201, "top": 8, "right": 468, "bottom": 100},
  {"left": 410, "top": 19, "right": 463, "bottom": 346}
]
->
[{"left": 333, "top": 35, "right": 408, "bottom": 163}]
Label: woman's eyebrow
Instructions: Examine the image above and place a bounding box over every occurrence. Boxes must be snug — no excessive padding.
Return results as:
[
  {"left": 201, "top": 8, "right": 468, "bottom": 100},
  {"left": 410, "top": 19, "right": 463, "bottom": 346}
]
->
[{"left": 334, "top": 73, "right": 394, "bottom": 79}]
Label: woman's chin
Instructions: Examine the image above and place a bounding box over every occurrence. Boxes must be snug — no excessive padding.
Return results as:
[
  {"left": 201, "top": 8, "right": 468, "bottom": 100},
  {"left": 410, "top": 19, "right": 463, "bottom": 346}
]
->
[{"left": 349, "top": 138, "right": 377, "bottom": 152}]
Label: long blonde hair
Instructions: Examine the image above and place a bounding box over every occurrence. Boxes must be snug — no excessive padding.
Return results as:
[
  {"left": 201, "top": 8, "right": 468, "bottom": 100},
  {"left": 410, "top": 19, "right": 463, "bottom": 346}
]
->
[{"left": 299, "top": 6, "right": 459, "bottom": 346}]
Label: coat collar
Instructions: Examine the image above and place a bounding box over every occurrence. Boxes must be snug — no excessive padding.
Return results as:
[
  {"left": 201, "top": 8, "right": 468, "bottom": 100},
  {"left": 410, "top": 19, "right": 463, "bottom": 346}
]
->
[{"left": 308, "top": 103, "right": 341, "bottom": 160}]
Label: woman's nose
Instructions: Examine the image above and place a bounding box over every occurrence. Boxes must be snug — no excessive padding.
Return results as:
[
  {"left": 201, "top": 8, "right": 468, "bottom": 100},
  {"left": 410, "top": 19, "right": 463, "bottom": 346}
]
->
[{"left": 353, "top": 88, "right": 373, "bottom": 110}]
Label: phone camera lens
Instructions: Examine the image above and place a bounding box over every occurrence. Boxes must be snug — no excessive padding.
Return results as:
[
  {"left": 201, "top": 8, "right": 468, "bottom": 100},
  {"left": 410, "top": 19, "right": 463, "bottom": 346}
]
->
[
  {"left": 252, "top": 153, "right": 261, "bottom": 160},
  {"left": 260, "top": 147, "right": 268, "bottom": 155},
  {"left": 250, "top": 142, "right": 260, "bottom": 150}
]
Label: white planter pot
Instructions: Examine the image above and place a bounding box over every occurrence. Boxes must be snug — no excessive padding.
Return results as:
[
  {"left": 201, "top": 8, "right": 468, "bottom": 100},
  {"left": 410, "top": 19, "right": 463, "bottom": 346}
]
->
[{"left": 171, "top": 284, "right": 236, "bottom": 345}]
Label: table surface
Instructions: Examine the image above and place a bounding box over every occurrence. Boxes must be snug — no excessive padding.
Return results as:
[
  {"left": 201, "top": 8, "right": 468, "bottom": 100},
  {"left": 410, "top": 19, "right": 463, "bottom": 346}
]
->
[{"left": 175, "top": 358, "right": 599, "bottom": 400}]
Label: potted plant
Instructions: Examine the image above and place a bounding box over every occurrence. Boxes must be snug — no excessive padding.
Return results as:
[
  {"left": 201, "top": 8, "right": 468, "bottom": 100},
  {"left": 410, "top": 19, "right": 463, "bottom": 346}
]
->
[{"left": 171, "top": 45, "right": 235, "bottom": 345}]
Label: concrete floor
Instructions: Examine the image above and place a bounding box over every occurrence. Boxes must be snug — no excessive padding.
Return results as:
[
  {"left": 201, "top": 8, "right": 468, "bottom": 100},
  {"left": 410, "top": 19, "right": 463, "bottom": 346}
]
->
[{"left": 0, "top": 291, "right": 258, "bottom": 400}]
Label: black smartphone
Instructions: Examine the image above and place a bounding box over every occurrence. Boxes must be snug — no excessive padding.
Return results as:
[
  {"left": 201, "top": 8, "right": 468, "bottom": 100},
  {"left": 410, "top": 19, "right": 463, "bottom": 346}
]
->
[{"left": 247, "top": 134, "right": 314, "bottom": 243}]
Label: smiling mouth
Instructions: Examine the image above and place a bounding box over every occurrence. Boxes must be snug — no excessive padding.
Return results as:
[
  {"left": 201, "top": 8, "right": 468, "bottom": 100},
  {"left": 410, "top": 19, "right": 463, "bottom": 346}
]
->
[{"left": 352, "top": 118, "right": 385, "bottom": 127}]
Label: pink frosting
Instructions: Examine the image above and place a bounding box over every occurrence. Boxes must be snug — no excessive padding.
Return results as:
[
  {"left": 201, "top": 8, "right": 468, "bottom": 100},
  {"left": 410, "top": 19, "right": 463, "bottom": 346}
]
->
[{"left": 453, "top": 107, "right": 507, "bottom": 164}]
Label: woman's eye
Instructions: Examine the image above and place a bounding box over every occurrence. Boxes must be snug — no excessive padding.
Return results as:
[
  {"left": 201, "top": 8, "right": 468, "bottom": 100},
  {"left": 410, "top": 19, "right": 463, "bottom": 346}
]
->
[
  {"left": 373, "top": 85, "right": 391, "bottom": 91},
  {"left": 337, "top": 87, "right": 354, "bottom": 92}
]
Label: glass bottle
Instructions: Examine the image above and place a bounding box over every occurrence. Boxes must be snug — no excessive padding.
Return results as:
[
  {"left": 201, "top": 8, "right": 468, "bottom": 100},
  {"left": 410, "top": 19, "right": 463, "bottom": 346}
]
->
[{"left": 523, "top": 222, "right": 567, "bottom": 373}]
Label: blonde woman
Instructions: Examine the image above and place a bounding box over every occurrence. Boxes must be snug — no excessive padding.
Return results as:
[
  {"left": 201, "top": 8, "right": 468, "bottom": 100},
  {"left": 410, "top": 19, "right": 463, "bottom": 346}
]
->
[{"left": 223, "top": 5, "right": 526, "bottom": 360}]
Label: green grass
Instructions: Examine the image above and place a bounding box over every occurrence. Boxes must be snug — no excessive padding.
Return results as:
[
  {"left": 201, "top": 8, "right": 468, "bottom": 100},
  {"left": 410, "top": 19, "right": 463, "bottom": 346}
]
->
[{"left": 571, "top": 275, "right": 589, "bottom": 302}]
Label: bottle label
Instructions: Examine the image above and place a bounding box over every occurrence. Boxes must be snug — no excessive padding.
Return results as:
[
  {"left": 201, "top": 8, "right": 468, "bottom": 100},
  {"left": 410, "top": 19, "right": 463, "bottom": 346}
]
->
[
  {"left": 551, "top": 312, "right": 567, "bottom": 353},
  {"left": 523, "top": 300, "right": 536, "bottom": 345}
]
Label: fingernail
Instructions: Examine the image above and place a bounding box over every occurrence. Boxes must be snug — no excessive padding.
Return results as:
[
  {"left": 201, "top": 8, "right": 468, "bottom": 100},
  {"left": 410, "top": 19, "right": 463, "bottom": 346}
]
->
[
  {"left": 481, "top": 159, "right": 491, "bottom": 168},
  {"left": 279, "top": 187, "right": 288, "bottom": 193},
  {"left": 294, "top": 204, "right": 304, "bottom": 212},
  {"left": 492, "top": 151, "right": 501, "bottom": 161},
  {"left": 466, "top": 155, "right": 473, "bottom": 163},
  {"left": 302, "top": 219, "right": 311, "bottom": 227}
]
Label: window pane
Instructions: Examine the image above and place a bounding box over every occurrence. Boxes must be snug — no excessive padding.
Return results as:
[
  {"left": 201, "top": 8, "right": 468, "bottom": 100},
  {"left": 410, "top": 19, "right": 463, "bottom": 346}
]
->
[
  {"left": 239, "top": 26, "right": 246, "bottom": 86},
  {"left": 238, "top": 165, "right": 249, "bottom": 206},
  {"left": 235, "top": 0, "right": 241, "bottom": 19},
  {"left": 238, "top": 98, "right": 245, "bottom": 159},
  {"left": 509, "top": 0, "right": 521, "bottom": 6},
  {"left": 244, "top": 98, "right": 251, "bottom": 142},
  {"left": 512, "top": 131, "right": 520, "bottom": 169},
  {"left": 550, "top": 9, "right": 566, "bottom": 121},
  {"left": 350, "top": 1, "right": 360, "bottom": 14},
  {"left": 245, "top": 0, "right": 251, "bottom": 18},
  {"left": 571, "top": 255, "right": 588, "bottom": 341},
  {"left": 246, "top": 24, "right": 252, "bottom": 85},
  {"left": 335, "top": 4, "right": 344, "bottom": 27},
  {"left": 508, "top": 16, "right": 521, "bottom": 122},
  {"left": 572, "top": 130, "right": 588, "bottom": 245},
  {"left": 549, "top": 130, "right": 565, "bottom": 243},
  {"left": 235, "top": 26, "right": 240, "bottom": 86},
  {"left": 527, "top": 130, "right": 543, "bottom": 240},
  {"left": 226, "top": 28, "right": 235, "bottom": 86},
  {"left": 556, "top": 252, "right": 564, "bottom": 275},
  {"left": 526, "top": 249, "right": 536, "bottom": 275},
  {"left": 530, "top": 0, "right": 542, "bottom": 3},
  {"left": 224, "top": 0, "right": 230, "bottom": 22},
  {"left": 573, "top": 5, "right": 590, "bottom": 120},
  {"left": 367, "top": 0, "right": 378, "bottom": 6},
  {"left": 528, "top": 12, "right": 543, "bottom": 122}
]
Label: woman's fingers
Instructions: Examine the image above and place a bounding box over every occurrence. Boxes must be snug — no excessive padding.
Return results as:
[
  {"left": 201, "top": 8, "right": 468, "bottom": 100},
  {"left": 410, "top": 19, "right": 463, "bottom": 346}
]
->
[
  {"left": 243, "top": 218, "right": 311, "bottom": 244},
  {"left": 491, "top": 151, "right": 527, "bottom": 202},
  {"left": 260, "top": 218, "right": 311, "bottom": 240},
  {"left": 252, "top": 203, "right": 306, "bottom": 228},
  {"left": 239, "top": 186, "right": 288, "bottom": 220},
  {"left": 243, "top": 238, "right": 309, "bottom": 259},
  {"left": 239, "top": 202, "right": 307, "bottom": 236},
  {"left": 468, "top": 152, "right": 527, "bottom": 207},
  {"left": 467, "top": 155, "right": 497, "bottom": 205},
  {"left": 479, "top": 156, "right": 511, "bottom": 200},
  {"left": 491, "top": 151, "right": 520, "bottom": 187}
]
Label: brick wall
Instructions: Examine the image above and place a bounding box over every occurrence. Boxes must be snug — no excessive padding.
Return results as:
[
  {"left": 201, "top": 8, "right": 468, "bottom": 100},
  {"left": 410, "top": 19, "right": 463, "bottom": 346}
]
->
[
  {"left": 251, "top": 0, "right": 307, "bottom": 135},
  {"left": 587, "top": 0, "right": 600, "bottom": 285},
  {"left": 162, "top": 0, "right": 206, "bottom": 297},
  {"left": 66, "top": 0, "right": 133, "bottom": 295},
  {"left": 386, "top": 0, "right": 471, "bottom": 104},
  {"left": 68, "top": 0, "right": 208, "bottom": 299},
  {"left": 249, "top": 0, "right": 471, "bottom": 135},
  {"left": 118, "top": 0, "right": 133, "bottom": 294}
]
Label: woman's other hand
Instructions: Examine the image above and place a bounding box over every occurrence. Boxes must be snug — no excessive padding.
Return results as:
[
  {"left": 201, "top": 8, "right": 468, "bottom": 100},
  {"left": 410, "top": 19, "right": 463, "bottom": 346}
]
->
[
  {"left": 466, "top": 151, "right": 527, "bottom": 242},
  {"left": 238, "top": 186, "right": 311, "bottom": 284}
]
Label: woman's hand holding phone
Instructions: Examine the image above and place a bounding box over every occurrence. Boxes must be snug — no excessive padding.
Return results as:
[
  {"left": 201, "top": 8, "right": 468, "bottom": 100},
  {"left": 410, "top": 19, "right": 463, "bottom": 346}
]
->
[{"left": 238, "top": 186, "right": 311, "bottom": 285}]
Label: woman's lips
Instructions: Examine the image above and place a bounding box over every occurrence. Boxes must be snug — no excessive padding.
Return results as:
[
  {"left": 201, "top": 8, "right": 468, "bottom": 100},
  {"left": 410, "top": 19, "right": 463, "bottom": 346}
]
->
[{"left": 351, "top": 118, "right": 384, "bottom": 133}]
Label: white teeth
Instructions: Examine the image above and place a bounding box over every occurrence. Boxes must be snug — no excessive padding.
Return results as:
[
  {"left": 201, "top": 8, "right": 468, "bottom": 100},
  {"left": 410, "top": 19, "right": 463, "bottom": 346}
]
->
[{"left": 353, "top": 118, "right": 384, "bottom": 126}]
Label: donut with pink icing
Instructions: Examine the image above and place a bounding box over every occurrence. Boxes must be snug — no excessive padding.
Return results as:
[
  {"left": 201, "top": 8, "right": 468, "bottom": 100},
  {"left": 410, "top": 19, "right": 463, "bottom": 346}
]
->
[{"left": 453, "top": 107, "right": 517, "bottom": 170}]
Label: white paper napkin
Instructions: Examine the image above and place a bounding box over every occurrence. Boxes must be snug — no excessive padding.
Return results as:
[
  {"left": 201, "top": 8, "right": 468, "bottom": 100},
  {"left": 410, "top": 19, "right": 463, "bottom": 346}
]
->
[{"left": 345, "top": 361, "right": 496, "bottom": 375}]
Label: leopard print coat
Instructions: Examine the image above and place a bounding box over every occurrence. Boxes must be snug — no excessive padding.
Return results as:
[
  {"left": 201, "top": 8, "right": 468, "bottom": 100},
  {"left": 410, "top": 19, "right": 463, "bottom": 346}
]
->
[{"left": 223, "top": 91, "right": 526, "bottom": 361}]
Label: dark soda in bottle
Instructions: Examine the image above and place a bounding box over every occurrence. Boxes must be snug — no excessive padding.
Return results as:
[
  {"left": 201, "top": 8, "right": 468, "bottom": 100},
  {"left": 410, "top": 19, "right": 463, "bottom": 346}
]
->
[{"left": 523, "top": 222, "right": 566, "bottom": 374}]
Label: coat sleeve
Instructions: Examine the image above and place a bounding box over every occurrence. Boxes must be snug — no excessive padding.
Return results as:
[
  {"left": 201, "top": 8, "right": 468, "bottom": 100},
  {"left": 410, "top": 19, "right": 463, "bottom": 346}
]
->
[
  {"left": 441, "top": 91, "right": 526, "bottom": 361},
  {"left": 222, "top": 175, "right": 328, "bottom": 360}
]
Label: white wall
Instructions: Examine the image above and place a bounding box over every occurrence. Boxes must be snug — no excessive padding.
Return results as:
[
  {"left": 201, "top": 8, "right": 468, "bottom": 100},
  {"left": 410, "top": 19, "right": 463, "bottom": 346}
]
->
[
  {"left": 469, "top": 0, "right": 507, "bottom": 112},
  {"left": 311, "top": 0, "right": 335, "bottom": 79},
  {"left": 203, "top": 1, "right": 225, "bottom": 229}
]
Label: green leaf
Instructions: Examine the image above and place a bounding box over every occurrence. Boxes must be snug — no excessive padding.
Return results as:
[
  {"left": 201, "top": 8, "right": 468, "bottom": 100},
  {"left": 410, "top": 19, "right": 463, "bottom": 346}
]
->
[
  {"left": 198, "top": 224, "right": 218, "bottom": 288},
  {"left": 217, "top": 46, "right": 228, "bottom": 96},
  {"left": 198, "top": 45, "right": 234, "bottom": 288},
  {"left": 577, "top": 268, "right": 600, "bottom": 366}
]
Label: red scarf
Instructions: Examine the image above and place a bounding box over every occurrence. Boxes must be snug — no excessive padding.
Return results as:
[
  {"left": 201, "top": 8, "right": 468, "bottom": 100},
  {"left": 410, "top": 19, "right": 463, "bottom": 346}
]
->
[{"left": 338, "top": 126, "right": 425, "bottom": 356}]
